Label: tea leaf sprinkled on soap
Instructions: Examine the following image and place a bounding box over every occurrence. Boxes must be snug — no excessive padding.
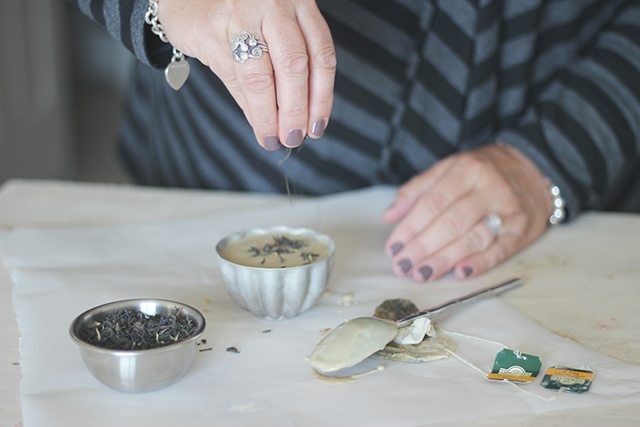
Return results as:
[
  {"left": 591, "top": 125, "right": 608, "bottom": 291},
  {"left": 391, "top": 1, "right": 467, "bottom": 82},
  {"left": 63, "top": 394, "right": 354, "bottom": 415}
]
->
[
  {"left": 246, "top": 235, "right": 309, "bottom": 266},
  {"left": 300, "top": 251, "right": 320, "bottom": 265}
]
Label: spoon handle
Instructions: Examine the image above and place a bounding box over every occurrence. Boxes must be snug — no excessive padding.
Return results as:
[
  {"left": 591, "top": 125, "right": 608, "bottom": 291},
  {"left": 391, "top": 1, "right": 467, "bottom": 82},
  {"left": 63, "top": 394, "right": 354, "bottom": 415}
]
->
[{"left": 396, "top": 277, "right": 524, "bottom": 327}]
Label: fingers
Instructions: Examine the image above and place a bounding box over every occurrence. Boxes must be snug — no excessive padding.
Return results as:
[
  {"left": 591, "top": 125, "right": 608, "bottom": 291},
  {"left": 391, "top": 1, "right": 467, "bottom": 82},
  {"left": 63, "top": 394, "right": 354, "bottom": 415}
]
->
[
  {"left": 455, "top": 215, "right": 528, "bottom": 279},
  {"left": 409, "top": 219, "right": 497, "bottom": 281},
  {"left": 263, "top": 13, "right": 310, "bottom": 148},
  {"left": 385, "top": 164, "right": 474, "bottom": 257},
  {"left": 388, "top": 191, "right": 497, "bottom": 273},
  {"left": 296, "top": 3, "right": 336, "bottom": 139},
  {"left": 210, "top": 59, "right": 252, "bottom": 131},
  {"left": 228, "top": 27, "right": 280, "bottom": 151},
  {"left": 395, "top": 213, "right": 526, "bottom": 282},
  {"left": 383, "top": 156, "right": 455, "bottom": 224}
]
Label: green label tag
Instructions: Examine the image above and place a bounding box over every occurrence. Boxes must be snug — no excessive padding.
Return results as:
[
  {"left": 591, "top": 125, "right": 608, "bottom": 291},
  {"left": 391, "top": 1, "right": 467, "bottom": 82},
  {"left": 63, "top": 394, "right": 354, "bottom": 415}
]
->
[
  {"left": 487, "top": 348, "right": 542, "bottom": 383},
  {"left": 541, "top": 366, "right": 594, "bottom": 393}
]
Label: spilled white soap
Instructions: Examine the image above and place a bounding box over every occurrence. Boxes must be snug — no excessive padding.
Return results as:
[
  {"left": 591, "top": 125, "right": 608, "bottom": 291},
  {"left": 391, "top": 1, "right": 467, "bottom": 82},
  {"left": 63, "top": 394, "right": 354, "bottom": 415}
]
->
[
  {"left": 393, "top": 317, "right": 434, "bottom": 345},
  {"left": 308, "top": 316, "right": 434, "bottom": 373}
]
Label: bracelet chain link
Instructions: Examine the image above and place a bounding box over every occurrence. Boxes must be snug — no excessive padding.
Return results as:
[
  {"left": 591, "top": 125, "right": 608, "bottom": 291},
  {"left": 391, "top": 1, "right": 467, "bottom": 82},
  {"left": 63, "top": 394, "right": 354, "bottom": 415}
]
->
[
  {"left": 145, "top": 0, "right": 189, "bottom": 90},
  {"left": 145, "top": 0, "right": 169, "bottom": 44}
]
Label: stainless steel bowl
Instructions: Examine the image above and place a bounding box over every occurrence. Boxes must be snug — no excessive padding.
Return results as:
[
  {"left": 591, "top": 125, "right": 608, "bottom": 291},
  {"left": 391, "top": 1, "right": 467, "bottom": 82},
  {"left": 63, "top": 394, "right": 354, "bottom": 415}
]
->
[
  {"left": 69, "top": 299, "right": 206, "bottom": 393},
  {"left": 216, "top": 226, "right": 335, "bottom": 319}
]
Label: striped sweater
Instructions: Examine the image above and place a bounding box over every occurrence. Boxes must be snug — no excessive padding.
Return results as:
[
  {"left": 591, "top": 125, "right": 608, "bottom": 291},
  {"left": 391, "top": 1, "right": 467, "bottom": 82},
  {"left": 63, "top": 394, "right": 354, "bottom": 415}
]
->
[{"left": 73, "top": 0, "right": 640, "bottom": 218}]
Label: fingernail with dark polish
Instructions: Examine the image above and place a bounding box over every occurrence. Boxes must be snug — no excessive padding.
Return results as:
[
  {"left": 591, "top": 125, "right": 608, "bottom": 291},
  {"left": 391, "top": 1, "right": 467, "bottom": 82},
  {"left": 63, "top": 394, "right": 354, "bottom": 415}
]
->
[
  {"left": 285, "top": 129, "right": 304, "bottom": 147},
  {"left": 398, "top": 258, "right": 412, "bottom": 274},
  {"left": 463, "top": 266, "right": 473, "bottom": 278},
  {"left": 263, "top": 135, "right": 281, "bottom": 151},
  {"left": 389, "top": 242, "right": 403, "bottom": 256},
  {"left": 311, "top": 119, "right": 326, "bottom": 137},
  {"left": 419, "top": 266, "right": 433, "bottom": 281}
]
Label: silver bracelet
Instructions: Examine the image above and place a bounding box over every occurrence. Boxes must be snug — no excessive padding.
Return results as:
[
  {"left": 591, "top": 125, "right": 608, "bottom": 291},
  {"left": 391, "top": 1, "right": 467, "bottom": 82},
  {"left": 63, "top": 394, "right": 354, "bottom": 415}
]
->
[
  {"left": 548, "top": 181, "right": 566, "bottom": 225},
  {"left": 145, "top": 0, "right": 190, "bottom": 91}
]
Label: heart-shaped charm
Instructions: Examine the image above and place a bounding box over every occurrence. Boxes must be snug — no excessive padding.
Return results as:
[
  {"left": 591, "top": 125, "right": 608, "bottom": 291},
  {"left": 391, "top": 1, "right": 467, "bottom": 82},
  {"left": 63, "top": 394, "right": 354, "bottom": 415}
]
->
[{"left": 164, "top": 59, "right": 190, "bottom": 91}]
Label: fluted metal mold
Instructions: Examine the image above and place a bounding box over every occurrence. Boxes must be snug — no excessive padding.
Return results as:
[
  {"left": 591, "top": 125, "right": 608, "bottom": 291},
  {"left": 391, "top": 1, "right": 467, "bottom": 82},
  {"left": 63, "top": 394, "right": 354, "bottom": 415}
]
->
[{"left": 216, "top": 226, "right": 335, "bottom": 320}]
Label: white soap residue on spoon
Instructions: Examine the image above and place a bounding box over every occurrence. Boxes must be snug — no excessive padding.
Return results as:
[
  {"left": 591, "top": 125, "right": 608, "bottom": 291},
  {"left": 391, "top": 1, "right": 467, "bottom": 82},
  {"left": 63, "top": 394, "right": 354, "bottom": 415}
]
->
[
  {"left": 393, "top": 317, "right": 434, "bottom": 345},
  {"left": 308, "top": 317, "right": 397, "bottom": 373},
  {"left": 307, "top": 316, "right": 433, "bottom": 373}
]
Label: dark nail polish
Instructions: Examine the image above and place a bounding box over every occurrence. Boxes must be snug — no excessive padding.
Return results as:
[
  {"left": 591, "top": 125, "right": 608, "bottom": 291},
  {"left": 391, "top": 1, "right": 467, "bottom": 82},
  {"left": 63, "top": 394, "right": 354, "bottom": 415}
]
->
[
  {"left": 398, "top": 258, "right": 412, "bottom": 274},
  {"left": 263, "top": 135, "right": 280, "bottom": 151},
  {"left": 419, "top": 266, "right": 433, "bottom": 281},
  {"left": 390, "top": 242, "right": 403, "bottom": 256},
  {"left": 463, "top": 266, "right": 473, "bottom": 278},
  {"left": 311, "top": 119, "right": 326, "bottom": 137},
  {"left": 285, "top": 129, "right": 304, "bottom": 147}
]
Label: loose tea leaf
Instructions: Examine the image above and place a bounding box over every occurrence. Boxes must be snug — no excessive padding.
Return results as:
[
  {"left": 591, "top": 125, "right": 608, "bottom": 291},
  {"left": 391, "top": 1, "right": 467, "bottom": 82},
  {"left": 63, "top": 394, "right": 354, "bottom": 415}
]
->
[
  {"left": 247, "top": 235, "right": 312, "bottom": 266},
  {"left": 226, "top": 346, "right": 240, "bottom": 353},
  {"left": 300, "top": 251, "right": 320, "bottom": 265},
  {"left": 78, "top": 307, "right": 198, "bottom": 350}
]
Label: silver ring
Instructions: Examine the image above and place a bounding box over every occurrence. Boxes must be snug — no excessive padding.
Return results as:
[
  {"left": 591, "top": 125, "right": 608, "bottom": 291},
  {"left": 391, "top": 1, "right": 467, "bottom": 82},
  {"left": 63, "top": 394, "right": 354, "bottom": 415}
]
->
[
  {"left": 232, "top": 31, "right": 269, "bottom": 63},
  {"left": 484, "top": 213, "right": 503, "bottom": 236}
]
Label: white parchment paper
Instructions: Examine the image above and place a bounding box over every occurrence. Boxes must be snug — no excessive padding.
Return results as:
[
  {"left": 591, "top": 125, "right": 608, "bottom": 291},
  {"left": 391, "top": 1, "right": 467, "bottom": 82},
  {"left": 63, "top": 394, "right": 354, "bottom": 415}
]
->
[{"left": 6, "top": 188, "right": 640, "bottom": 427}]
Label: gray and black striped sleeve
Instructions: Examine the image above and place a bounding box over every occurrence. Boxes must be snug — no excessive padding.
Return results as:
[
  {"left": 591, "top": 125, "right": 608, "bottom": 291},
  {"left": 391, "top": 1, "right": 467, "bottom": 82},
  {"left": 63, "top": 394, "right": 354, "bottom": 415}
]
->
[
  {"left": 499, "top": 1, "right": 640, "bottom": 219},
  {"left": 70, "top": 0, "right": 170, "bottom": 67}
]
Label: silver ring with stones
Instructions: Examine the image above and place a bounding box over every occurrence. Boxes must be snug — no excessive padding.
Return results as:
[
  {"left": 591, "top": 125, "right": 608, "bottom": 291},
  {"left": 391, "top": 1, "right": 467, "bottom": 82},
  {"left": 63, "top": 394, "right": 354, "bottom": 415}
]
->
[
  {"left": 484, "top": 213, "right": 503, "bottom": 237},
  {"left": 232, "top": 31, "right": 269, "bottom": 63}
]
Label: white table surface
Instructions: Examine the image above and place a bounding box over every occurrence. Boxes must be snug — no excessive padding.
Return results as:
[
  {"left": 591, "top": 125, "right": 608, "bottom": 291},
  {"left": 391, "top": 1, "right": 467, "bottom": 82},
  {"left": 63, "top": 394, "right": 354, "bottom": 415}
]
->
[{"left": 1, "top": 179, "right": 639, "bottom": 426}]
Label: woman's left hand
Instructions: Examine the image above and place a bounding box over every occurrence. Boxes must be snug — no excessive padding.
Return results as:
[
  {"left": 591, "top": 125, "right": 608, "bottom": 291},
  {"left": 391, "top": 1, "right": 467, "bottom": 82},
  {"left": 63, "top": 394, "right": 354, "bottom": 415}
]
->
[{"left": 383, "top": 143, "right": 553, "bottom": 282}]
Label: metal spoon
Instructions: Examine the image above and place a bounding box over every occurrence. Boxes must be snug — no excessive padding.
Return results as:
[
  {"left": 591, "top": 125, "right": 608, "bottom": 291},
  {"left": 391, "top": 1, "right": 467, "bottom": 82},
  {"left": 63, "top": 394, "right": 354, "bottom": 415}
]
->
[
  {"left": 396, "top": 277, "right": 524, "bottom": 327},
  {"left": 308, "top": 277, "right": 524, "bottom": 374}
]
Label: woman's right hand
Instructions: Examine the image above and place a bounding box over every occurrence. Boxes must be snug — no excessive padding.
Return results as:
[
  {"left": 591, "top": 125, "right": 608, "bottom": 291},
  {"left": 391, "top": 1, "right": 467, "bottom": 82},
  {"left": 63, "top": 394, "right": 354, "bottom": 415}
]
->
[{"left": 157, "top": 0, "right": 336, "bottom": 151}]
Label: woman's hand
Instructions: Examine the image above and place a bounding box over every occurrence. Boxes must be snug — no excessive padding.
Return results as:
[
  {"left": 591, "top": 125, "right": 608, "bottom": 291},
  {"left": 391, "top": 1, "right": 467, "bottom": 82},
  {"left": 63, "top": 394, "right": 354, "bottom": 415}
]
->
[
  {"left": 383, "top": 144, "right": 553, "bottom": 282},
  {"left": 158, "top": 0, "right": 335, "bottom": 150}
]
